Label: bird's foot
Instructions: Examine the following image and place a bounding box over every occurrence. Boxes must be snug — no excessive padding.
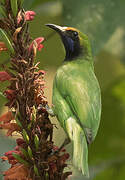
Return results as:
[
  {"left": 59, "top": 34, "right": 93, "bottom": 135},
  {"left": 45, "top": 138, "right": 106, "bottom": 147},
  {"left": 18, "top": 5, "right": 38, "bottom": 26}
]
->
[
  {"left": 45, "top": 104, "right": 55, "bottom": 117},
  {"left": 84, "top": 127, "right": 92, "bottom": 145}
]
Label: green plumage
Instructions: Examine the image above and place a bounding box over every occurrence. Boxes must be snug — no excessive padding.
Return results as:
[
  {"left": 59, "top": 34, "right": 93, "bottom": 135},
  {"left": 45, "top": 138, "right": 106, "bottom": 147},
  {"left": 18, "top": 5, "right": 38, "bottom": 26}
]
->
[{"left": 46, "top": 24, "right": 101, "bottom": 177}]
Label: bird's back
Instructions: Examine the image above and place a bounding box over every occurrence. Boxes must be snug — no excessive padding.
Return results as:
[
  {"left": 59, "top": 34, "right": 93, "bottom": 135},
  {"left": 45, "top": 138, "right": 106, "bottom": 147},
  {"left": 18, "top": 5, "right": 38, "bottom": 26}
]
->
[{"left": 53, "top": 59, "right": 101, "bottom": 141}]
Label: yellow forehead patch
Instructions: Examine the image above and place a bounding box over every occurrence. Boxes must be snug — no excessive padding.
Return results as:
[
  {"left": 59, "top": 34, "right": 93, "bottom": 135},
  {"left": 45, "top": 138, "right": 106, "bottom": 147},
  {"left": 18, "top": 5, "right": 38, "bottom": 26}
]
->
[
  {"left": 66, "top": 27, "right": 81, "bottom": 40},
  {"left": 66, "top": 27, "right": 78, "bottom": 32}
]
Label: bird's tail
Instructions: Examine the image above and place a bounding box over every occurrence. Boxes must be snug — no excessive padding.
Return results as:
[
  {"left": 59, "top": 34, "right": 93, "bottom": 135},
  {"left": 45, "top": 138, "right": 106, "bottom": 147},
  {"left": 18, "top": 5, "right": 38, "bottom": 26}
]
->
[
  {"left": 73, "top": 124, "right": 89, "bottom": 178},
  {"left": 66, "top": 117, "right": 89, "bottom": 177}
]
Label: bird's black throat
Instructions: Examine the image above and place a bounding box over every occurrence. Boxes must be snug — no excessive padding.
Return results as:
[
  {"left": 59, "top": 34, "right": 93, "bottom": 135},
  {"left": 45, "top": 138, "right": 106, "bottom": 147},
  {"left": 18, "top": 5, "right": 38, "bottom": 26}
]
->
[{"left": 61, "top": 34, "right": 83, "bottom": 61}]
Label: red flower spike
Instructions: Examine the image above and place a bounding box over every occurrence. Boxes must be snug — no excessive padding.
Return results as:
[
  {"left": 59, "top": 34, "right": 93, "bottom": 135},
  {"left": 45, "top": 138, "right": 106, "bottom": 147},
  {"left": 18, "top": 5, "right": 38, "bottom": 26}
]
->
[
  {"left": 38, "top": 70, "right": 46, "bottom": 75},
  {"left": 8, "top": 159, "right": 17, "bottom": 166},
  {"left": 59, "top": 153, "right": 70, "bottom": 165},
  {"left": 0, "top": 42, "right": 7, "bottom": 52},
  {"left": 61, "top": 148, "right": 66, "bottom": 152},
  {"left": 14, "top": 146, "right": 20, "bottom": 151},
  {"left": 3, "top": 151, "right": 17, "bottom": 165},
  {"left": 17, "top": 11, "right": 36, "bottom": 24},
  {"left": 0, "top": 155, "right": 18, "bottom": 165},
  {"left": 53, "top": 145, "right": 59, "bottom": 151},
  {"left": 16, "top": 138, "right": 25, "bottom": 146},
  {"left": 3, "top": 164, "right": 32, "bottom": 180},
  {"left": 49, "top": 162, "right": 57, "bottom": 174},
  {"left": 1, "top": 147, "right": 23, "bottom": 166},
  {"left": 4, "top": 89, "right": 15, "bottom": 100},
  {"left": 5, "top": 150, "right": 20, "bottom": 159},
  {"left": 29, "top": 37, "right": 44, "bottom": 52},
  {"left": 0, "top": 123, "right": 21, "bottom": 136},
  {"left": 0, "top": 2, "right": 70, "bottom": 179},
  {"left": 0, "top": 156, "right": 8, "bottom": 161},
  {"left": 0, "top": 111, "right": 13, "bottom": 123},
  {"left": 25, "top": 11, "right": 36, "bottom": 21},
  {"left": 0, "top": 71, "right": 11, "bottom": 82}
]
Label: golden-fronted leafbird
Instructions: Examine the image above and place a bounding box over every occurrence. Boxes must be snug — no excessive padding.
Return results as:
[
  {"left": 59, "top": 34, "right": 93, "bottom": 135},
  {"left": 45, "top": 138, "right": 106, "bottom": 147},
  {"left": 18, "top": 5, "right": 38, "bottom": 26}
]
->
[{"left": 46, "top": 24, "right": 101, "bottom": 177}]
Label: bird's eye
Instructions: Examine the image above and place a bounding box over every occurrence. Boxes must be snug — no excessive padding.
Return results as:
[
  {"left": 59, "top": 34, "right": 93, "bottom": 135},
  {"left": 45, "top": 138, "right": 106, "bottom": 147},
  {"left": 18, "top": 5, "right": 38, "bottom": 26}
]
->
[{"left": 73, "top": 31, "right": 78, "bottom": 37}]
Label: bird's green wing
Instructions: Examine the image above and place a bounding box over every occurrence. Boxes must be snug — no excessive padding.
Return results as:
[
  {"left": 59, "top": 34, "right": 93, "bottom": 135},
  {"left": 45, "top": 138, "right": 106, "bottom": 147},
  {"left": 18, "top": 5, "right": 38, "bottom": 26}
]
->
[{"left": 55, "top": 61, "right": 101, "bottom": 141}]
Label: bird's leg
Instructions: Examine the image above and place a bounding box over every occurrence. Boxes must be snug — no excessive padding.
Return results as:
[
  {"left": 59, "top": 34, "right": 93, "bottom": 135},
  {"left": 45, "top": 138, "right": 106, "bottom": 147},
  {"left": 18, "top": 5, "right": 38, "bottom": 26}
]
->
[
  {"left": 58, "top": 137, "right": 71, "bottom": 152},
  {"left": 45, "top": 104, "right": 55, "bottom": 117}
]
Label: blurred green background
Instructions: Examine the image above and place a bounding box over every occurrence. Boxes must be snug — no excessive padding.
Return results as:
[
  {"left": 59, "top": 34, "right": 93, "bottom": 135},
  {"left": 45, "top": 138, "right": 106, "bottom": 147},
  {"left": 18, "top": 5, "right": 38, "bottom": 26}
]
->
[{"left": 0, "top": 0, "right": 125, "bottom": 179}]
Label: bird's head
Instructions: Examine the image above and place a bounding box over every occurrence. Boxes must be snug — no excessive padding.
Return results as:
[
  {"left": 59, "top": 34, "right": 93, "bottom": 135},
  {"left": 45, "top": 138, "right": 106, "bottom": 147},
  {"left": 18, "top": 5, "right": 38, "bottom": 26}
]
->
[{"left": 46, "top": 24, "right": 91, "bottom": 61}]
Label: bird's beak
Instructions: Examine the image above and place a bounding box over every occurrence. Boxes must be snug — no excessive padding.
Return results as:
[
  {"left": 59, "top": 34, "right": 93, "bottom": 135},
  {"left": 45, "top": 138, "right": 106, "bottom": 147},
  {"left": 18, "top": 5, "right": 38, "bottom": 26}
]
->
[{"left": 46, "top": 24, "right": 67, "bottom": 34}]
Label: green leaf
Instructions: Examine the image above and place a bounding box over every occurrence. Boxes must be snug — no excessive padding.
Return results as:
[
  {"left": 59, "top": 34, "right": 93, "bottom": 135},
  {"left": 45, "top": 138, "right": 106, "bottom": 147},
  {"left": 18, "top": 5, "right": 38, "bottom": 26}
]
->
[
  {"left": 34, "top": 164, "right": 39, "bottom": 176},
  {"left": 32, "top": 106, "right": 36, "bottom": 121},
  {"left": 0, "top": 5, "right": 6, "bottom": 17},
  {"left": 46, "top": 172, "right": 49, "bottom": 178},
  {"left": 14, "top": 112, "right": 23, "bottom": 128},
  {"left": 34, "top": 134, "right": 39, "bottom": 150},
  {"left": 0, "top": 81, "right": 8, "bottom": 113},
  {"left": 32, "top": 113, "right": 36, "bottom": 122},
  {"left": 0, "top": 28, "right": 14, "bottom": 54},
  {"left": 20, "top": 147, "right": 29, "bottom": 158},
  {"left": 22, "top": 129, "right": 29, "bottom": 143},
  {"left": 28, "top": 146, "right": 33, "bottom": 159},
  {"left": 15, "top": 118, "right": 23, "bottom": 128},
  {"left": 27, "top": 122, "right": 32, "bottom": 130},
  {"left": 0, "top": 91, "right": 6, "bottom": 98},
  {"left": 27, "top": 107, "right": 36, "bottom": 130},
  {"left": 13, "top": 153, "right": 29, "bottom": 166},
  {"left": 10, "top": 0, "right": 18, "bottom": 17}
]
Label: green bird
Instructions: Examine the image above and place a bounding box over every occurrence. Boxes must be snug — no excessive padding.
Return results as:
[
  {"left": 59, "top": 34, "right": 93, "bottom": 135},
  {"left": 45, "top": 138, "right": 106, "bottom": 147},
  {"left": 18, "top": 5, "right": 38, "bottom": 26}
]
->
[{"left": 46, "top": 24, "right": 101, "bottom": 177}]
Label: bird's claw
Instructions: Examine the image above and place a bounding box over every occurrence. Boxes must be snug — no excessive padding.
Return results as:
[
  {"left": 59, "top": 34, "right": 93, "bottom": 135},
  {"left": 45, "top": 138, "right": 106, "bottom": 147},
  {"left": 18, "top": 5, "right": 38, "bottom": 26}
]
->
[{"left": 45, "top": 104, "right": 55, "bottom": 117}]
